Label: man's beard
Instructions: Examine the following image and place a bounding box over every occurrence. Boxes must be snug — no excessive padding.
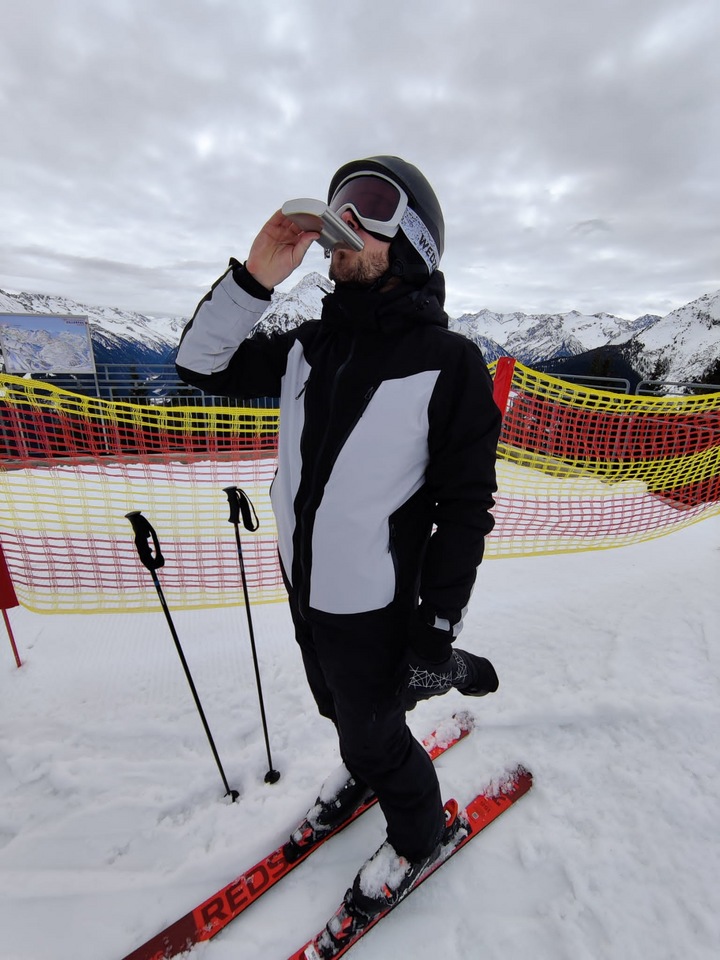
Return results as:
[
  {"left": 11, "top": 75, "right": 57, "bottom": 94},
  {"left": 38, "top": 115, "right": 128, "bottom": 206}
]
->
[{"left": 329, "top": 247, "right": 390, "bottom": 285}]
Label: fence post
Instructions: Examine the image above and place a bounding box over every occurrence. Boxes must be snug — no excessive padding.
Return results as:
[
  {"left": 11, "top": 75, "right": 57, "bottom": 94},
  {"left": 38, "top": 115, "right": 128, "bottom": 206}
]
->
[
  {"left": 0, "top": 541, "right": 21, "bottom": 668},
  {"left": 493, "top": 356, "right": 517, "bottom": 414}
]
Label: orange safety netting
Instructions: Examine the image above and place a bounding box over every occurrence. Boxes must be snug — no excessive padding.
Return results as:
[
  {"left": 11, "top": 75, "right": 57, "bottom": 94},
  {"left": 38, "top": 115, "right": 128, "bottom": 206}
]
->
[{"left": 1, "top": 359, "right": 719, "bottom": 614}]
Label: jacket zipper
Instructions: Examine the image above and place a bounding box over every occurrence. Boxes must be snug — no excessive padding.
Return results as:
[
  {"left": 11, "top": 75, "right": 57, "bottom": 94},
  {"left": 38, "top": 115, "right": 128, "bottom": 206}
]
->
[
  {"left": 329, "top": 384, "right": 377, "bottom": 465},
  {"left": 388, "top": 520, "right": 400, "bottom": 600},
  {"left": 296, "top": 336, "right": 358, "bottom": 615}
]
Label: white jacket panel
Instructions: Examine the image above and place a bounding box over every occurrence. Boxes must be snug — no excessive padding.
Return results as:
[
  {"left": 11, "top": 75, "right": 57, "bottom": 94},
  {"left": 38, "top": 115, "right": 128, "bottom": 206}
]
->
[
  {"left": 175, "top": 273, "right": 267, "bottom": 375},
  {"left": 270, "top": 340, "right": 310, "bottom": 583},
  {"left": 309, "top": 370, "right": 440, "bottom": 614}
]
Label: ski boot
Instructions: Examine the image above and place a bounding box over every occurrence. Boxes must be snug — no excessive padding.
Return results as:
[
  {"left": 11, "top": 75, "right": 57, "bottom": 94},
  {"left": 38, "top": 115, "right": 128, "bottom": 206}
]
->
[
  {"left": 283, "top": 764, "right": 372, "bottom": 863},
  {"left": 314, "top": 799, "right": 466, "bottom": 957}
]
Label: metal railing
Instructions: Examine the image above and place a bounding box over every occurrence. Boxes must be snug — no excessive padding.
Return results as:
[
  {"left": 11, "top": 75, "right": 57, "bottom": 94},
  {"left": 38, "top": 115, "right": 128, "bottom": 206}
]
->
[
  {"left": 541, "top": 371, "right": 632, "bottom": 394},
  {"left": 635, "top": 379, "right": 720, "bottom": 397},
  {"left": 13, "top": 363, "right": 720, "bottom": 404},
  {"left": 535, "top": 370, "right": 720, "bottom": 397},
  {"left": 15, "top": 364, "right": 279, "bottom": 407}
]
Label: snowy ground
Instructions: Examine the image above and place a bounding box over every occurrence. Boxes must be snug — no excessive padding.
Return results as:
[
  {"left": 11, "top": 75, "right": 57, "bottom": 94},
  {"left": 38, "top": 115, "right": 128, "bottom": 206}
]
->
[{"left": 1, "top": 516, "right": 719, "bottom": 960}]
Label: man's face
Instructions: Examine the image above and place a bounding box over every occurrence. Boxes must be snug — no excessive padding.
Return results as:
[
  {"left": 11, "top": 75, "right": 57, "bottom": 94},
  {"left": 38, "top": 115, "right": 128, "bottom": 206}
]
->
[{"left": 328, "top": 210, "right": 391, "bottom": 285}]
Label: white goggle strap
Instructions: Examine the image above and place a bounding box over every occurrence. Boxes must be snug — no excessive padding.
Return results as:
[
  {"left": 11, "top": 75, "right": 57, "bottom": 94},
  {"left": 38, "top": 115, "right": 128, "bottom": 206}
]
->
[{"left": 399, "top": 207, "right": 440, "bottom": 273}]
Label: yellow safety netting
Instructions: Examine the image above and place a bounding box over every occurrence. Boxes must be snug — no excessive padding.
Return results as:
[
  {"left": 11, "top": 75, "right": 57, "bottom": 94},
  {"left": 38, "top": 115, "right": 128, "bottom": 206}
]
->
[
  {"left": 489, "top": 359, "right": 719, "bottom": 557},
  {"left": 1, "top": 360, "right": 718, "bottom": 614}
]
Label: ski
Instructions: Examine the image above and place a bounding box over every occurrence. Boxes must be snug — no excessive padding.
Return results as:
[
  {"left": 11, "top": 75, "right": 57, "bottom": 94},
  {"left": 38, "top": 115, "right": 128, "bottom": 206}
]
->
[
  {"left": 121, "top": 712, "right": 475, "bottom": 960},
  {"left": 290, "top": 764, "right": 533, "bottom": 960}
]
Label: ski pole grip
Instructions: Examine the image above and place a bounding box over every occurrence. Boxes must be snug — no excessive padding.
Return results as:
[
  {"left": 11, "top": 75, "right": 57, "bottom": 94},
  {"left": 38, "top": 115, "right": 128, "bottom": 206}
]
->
[
  {"left": 223, "top": 486, "right": 259, "bottom": 532},
  {"left": 125, "top": 511, "right": 165, "bottom": 571}
]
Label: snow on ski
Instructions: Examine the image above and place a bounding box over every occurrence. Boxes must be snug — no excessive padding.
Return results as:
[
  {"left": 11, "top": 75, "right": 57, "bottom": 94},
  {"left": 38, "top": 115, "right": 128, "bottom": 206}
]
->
[
  {"left": 120, "top": 712, "right": 475, "bottom": 960},
  {"left": 290, "top": 765, "right": 533, "bottom": 960}
]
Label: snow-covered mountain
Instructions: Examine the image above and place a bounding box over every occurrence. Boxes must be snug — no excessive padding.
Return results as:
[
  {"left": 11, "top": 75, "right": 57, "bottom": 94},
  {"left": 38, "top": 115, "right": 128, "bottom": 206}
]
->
[
  {"left": 449, "top": 307, "right": 658, "bottom": 365},
  {"left": 254, "top": 271, "right": 334, "bottom": 334},
  {"left": 623, "top": 290, "right": 720, "bottom": 384},
  {"left": 0, "top": 276, "right": 334, "bottom": 367},
  {"left": 0, "top": 288, "right": 186, "bottom": 365},
  {"left": 1, "top": 279, "right": 718, "bottom": 385}
]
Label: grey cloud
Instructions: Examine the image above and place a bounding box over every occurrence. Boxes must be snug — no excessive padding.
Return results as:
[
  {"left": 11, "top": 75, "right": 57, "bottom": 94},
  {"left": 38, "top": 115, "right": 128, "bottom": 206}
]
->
[
  {"left": 571, "top": 220, "right": 613, "bottom": 236},
  {"left": 1, "top": 0, "right": 718, "bottom": 320}
]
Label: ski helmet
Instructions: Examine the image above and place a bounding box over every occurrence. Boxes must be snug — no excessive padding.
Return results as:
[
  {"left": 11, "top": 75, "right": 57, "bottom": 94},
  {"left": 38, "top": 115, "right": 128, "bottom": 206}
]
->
[{"left": 327, "top": 156, "right": 445, "bottom": 283}]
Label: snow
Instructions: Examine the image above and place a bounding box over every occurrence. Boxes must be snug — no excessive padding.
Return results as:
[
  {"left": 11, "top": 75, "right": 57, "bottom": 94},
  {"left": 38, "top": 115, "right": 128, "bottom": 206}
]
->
[
  {"left": 316, "top": 764, "right": 353, "bottom": 806},
  {"left": 1, "top": 515, "right": 719, "bottom": 959},
  {"left": 356, "top": 842, "right": 409, "bottom": 900},
  {"left": 631, "top": 290, "right": 720, "bottom": 383}
]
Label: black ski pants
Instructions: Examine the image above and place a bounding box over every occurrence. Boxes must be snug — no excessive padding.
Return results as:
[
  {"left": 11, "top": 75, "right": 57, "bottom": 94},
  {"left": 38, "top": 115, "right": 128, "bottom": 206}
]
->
[{"left": 288, "top": 596, "right": 445, "bottom": 862}]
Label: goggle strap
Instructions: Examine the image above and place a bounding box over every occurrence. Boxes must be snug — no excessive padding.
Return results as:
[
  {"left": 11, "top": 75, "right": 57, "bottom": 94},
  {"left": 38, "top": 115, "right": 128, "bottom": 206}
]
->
[{"left": 399, "top": 207, "right": 440, "bottom": 274}]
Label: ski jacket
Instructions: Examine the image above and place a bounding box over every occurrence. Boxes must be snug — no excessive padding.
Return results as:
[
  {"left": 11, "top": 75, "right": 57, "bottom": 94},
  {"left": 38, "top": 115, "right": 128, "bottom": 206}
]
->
[{"left": 176, "top": 262, "right": 501, "bottom": 637}]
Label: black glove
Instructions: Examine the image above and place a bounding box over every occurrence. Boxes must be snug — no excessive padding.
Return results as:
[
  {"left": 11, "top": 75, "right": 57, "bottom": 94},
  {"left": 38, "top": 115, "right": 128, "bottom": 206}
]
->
[
  {"left": 404, "top": 648, "right": 499, "bottom": 710},
  {"left": 404, "top": 604, "right": 499, "bottom": 710},
  {"left": 450, "top": 648, "right": 499, "bottom": 696}
]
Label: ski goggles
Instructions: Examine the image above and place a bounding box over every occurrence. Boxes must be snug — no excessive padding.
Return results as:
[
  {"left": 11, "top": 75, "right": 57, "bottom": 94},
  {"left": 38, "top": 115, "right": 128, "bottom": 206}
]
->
[{"left": 328, "top": 173, "right": 409, "bottom": 239}]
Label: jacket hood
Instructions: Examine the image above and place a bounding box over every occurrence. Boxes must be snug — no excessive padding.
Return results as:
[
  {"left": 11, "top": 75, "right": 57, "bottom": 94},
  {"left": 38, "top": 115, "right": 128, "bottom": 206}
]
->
[{"left": 321, "top": 270, "right": 448, "bottom": 335}]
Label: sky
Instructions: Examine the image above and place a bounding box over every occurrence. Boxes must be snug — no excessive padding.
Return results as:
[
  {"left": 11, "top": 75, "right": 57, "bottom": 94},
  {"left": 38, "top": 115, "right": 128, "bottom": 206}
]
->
[{"left": 1, "top": 0, "right": 719, "bottom": 321}]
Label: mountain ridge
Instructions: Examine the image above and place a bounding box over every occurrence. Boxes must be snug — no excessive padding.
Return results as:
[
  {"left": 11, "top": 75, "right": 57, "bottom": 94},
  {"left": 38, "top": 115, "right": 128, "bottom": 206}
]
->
[{"left": 1, "top": 278, "right": 718, "bottom": 385}]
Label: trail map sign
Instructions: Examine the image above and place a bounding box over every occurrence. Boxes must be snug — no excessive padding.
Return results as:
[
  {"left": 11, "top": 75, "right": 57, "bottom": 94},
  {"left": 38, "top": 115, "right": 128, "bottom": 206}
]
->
[{"left": 0, "top": 313, "right": 96, "bottom": 374}]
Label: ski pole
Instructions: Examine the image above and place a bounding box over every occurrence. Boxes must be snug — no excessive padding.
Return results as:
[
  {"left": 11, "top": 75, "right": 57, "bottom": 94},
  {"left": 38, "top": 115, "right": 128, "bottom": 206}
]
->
[
  {"left": 125, "top": 511, "right": 239, "bottom": 802},
  {"left": 223, "top": 487, "right": 281, "bottom": 784}
]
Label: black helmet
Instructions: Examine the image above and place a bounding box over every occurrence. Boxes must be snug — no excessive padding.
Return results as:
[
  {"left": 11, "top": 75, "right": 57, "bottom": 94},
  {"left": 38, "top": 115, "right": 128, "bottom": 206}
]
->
[{"left": 328, "top": 155, "right": 444, "bottom": 284}]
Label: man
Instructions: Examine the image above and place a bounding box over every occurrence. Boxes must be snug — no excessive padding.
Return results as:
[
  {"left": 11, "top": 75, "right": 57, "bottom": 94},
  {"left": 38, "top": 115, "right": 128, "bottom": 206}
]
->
[{"left": 176, "top": 156, "right": 501, "bottom": 923}]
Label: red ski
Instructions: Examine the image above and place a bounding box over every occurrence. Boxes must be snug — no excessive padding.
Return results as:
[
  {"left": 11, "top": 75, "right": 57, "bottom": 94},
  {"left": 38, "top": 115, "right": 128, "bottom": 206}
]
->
[
  {"left": 290, "top": 765, "right": 533, "bottom": 960},
  {"left": 121, "top": 712, "right": 475, "bottom": 960}
]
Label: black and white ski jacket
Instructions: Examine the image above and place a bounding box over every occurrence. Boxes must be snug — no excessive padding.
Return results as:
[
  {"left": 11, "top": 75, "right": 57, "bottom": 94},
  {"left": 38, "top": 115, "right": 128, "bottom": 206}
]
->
[{"left": 176, "top": 263, "right": 501, "bottom": 639}]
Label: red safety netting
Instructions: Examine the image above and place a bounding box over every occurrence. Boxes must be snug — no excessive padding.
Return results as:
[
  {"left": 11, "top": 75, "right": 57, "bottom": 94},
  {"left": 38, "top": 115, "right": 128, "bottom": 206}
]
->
[{"left": 1, "top": 364, "right": 719, "bottom": 612}]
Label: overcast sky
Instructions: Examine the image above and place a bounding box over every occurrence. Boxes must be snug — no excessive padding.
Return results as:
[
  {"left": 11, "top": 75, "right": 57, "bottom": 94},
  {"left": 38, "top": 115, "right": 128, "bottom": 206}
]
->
[{"left": 1, "top": 0, "right": 718, "bottom": 321}]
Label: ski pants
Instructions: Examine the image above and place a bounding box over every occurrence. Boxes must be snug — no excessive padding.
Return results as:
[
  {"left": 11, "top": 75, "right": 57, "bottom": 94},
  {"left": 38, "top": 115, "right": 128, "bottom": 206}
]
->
[{"left": 288, "top": 595, "right": 445, "bottom": 861}]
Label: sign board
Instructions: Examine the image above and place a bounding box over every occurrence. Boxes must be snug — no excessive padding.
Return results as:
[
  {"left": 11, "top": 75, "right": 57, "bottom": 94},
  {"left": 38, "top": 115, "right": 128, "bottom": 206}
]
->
[{"left": 0, "top": 313, "right": 96, "bottom": 375}]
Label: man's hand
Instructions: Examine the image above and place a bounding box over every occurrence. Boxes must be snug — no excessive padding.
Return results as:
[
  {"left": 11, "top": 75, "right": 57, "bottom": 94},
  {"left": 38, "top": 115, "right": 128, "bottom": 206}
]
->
[
  {"left": 246, "top": 210, "right": 320, "bottom": 292},
  {"left": 404, "top": 648, "right": 499, "bottom": 711}
]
